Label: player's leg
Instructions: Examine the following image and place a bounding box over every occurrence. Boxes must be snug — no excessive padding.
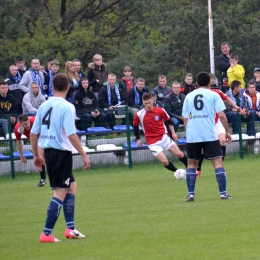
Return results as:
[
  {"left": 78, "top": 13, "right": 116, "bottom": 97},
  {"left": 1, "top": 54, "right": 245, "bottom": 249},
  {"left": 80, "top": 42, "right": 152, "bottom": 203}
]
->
[
  {"left": 37, "top": 146, "right": 47, "bottom": 187},
  {"left": 205, "top": 141, "right": 231, "bottom": 200},
  {"left": 168, "top": 143, "right": 187, "bottom": 168},
  {"left": 216, "top": 119, "right": 227, "bottom": 161},
  {"left": 40, "top": 149, "right": 70, "bottom": 242},
  {"left": 185, "top": 142, "right": 202, "bottom": 202},
  {"left": 149, "top": 141, "right": 179, "bottom": 172},
  {"left": 196, "top": 149, "right": 204, "bottom": 178}
]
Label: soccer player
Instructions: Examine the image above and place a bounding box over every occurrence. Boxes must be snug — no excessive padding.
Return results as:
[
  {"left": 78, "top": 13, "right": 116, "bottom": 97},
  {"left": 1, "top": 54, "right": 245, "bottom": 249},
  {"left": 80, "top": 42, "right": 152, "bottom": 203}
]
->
[
  {"left": 182, "top": 72, "right": 232, "bottom": 202},
  {"left": 30, "top": 73, "right": 91, "bottom": 242},
  {"left": 14, "top": 114, "right": 47, "bottom": 187},
  {"left": 196, "top": 87, "right": 240, "bottom": 178},
  {"left": 133, "top": 92, "right": 187, "bottom": 174}
]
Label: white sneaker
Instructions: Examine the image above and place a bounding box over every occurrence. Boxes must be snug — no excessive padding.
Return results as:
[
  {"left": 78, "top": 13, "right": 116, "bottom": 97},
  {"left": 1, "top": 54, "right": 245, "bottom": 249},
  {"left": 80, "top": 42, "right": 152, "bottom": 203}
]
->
[{"left": 65, "top": 228, "right": 85, "bottom": 239}]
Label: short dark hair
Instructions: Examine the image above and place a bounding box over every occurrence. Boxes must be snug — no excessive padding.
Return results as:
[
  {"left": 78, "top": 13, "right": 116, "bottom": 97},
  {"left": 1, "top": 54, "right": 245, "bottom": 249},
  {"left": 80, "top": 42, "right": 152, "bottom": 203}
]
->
[
  {"left": 52, "top": 73, "right": 69, "bottom": 92},
  {"left": 229, "top": 54, "right": 238, "bottom": 60},
  {"left": 221, "top": 42, "right": 229, "bottom": 46},
  {"left": 47, "top": 57, "right": 55, "bottom": 62},
  {"left": 15, "top": 56, "right": 24, "bottom": 63},
  {"left": 142, "top": 93, "right": 152, "bottom": 101},
  {"left": 196, "top": 72, "right": 210, "bottom": 87},
  {"left": 247, "top": 80, "right": 256, "bottom": 88},
  {"left": 0, "top": 82, "right": 8, "bottom": 87},
  {"left": 136, "top": 77, "right": 145, "bottom": 83},
  {"left": 18, "top": 114, "right": 29, "bottom": 123},
  {"left": 231, "top": 80, "right": 241, "bottom": 90}
]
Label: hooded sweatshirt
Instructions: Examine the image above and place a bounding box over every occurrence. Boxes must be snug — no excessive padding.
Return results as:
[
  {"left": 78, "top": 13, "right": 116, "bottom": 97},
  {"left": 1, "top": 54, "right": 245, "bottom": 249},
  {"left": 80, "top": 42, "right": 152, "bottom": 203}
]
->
[
  {"left": 22, "top": 82, "right": 46, "bottom": 113},
  {"left": 74, "top": 81, "right": 100, "bottom": 113}
]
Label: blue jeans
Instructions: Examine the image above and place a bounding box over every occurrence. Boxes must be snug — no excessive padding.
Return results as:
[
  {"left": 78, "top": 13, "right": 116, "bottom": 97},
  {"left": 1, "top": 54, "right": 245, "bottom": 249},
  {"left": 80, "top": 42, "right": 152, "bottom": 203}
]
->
[
  {"left": 225, "top": 111, "right": 255, "bottom": 136},
  {"left": 171, "top": 117, "right": 184, "bottom": 132}
]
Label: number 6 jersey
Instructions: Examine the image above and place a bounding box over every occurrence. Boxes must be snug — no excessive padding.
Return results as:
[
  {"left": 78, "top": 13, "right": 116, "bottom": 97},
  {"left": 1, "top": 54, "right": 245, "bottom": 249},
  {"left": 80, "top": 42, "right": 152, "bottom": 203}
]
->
[{"left": 182, "top": 88, "right": 226, "bottom": 143}]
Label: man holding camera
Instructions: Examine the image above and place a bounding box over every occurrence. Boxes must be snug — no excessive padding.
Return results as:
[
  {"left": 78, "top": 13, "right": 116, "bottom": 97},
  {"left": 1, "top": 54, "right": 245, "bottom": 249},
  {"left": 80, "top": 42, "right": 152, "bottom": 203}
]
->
[{"left": 74, "top": 78, "right": 107, "bottom": 130}]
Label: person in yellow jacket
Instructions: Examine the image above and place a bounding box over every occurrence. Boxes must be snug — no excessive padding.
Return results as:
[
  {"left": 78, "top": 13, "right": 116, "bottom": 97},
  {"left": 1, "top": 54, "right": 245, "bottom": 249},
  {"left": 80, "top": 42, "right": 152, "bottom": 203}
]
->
[{"left": 227, "top": 54, "right": 245, "bottom": 89}]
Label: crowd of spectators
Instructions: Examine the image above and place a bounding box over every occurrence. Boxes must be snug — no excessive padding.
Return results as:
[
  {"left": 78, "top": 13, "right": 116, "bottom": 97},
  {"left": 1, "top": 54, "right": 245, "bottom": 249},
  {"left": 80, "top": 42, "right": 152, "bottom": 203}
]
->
[{"left": 1, "top": 42, "right": 260, "bottom": 139}]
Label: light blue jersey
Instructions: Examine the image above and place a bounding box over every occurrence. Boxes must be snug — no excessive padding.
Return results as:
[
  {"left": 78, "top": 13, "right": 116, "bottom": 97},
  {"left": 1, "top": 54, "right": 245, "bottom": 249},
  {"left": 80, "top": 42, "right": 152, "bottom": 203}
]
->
[
  {"left": 31, "top": 97, "right": 76, "bottom": 151},
  {"left": 182, "top": 88, "right": 226, "bottom": 142}
]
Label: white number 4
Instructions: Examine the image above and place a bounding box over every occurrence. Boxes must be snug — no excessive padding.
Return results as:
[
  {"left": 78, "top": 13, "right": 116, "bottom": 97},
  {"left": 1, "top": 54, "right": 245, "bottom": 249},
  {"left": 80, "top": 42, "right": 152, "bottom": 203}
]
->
[{"left": 64, "top": 178, "right": 70, "bottom": 186}]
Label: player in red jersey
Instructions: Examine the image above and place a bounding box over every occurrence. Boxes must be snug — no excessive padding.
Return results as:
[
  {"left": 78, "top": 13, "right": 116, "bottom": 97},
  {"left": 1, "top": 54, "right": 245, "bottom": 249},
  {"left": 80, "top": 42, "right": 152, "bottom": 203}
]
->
[
  {"left": 14, "top": 114, "right": 46, "bottom": 186},
  {"left": 196, "top": 86, "right": 240, "bottom": 178},
  {"left": 133, "top": 92, "right": 187, "bottom": 173}
]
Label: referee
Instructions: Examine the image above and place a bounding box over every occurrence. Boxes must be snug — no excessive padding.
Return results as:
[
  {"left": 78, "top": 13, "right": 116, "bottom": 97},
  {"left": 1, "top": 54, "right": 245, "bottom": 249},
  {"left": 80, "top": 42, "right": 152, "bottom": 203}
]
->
[{"left": 31, "top": 73, "right": 90, "bottom": 243}]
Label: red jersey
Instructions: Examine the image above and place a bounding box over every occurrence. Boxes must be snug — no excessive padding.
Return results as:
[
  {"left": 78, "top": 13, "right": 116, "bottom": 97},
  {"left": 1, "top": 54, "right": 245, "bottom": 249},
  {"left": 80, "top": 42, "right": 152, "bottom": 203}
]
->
[
  {"left": 14, "top": 116, "right": 35, "bottom": 140},
  {"left": 210, "top": 89, "right": 227, "bottom": 123},
  {"left": 133, "top": 107, "right": 170, "bottom": 145}
]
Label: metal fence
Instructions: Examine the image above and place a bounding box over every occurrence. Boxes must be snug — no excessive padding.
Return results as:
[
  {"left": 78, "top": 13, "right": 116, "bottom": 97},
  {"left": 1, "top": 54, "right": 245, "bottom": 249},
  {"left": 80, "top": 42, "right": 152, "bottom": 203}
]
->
[{"left": 0, "top": 107, "right": 260, "bottom": 179}]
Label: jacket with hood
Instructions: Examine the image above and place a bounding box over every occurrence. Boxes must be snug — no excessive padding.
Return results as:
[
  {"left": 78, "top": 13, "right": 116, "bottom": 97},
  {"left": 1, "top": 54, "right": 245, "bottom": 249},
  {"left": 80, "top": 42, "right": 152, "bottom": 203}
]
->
[
  {"left": 74, "top": 81, "right": 100, "bottom": 113},
  {"left": 22, "top": 82, "right": 46, "bottom": 114},
  {"left": 5, "top": 70, "right": 24, "bottom": 113},
  {"left": 87, "top": 63, "right": 108, "bottom": 93},
  {"left": 0, "top": 93, "right": 19, "bottom": 117}
]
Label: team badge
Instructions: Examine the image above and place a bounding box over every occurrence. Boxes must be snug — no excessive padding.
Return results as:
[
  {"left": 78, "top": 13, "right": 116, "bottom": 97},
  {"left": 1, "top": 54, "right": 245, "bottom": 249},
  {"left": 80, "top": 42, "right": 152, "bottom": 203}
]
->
[{"left": 154, "top": 115, "right": 159, "bottom": 121}]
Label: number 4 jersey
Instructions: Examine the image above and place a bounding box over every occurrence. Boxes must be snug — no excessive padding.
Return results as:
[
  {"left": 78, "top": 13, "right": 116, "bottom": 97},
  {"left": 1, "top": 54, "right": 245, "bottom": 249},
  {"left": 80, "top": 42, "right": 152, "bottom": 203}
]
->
[
  {"left": 31, "top": 97, "right": 76, "bottom": 151},
  {"left": 182, "top": 88, "right": 226, "bottom": 143}
]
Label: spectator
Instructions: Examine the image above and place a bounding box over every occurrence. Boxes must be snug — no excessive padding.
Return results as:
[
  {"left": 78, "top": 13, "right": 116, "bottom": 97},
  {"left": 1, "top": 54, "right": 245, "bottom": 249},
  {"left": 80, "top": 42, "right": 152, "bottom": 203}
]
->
[
  {"left": 181, "top": 73, "right": 197, "bottom": 95},
  {"left": 250, "top": 68, "right": 260, "bottom": 92},
  {"left": 73, "top": 59, "right": 86, "bottom": 78},
  {"left": 39, "top": 65, "right": 45, "bottom": 75},
  {"left": 119, "top": 66, "right": 135, "bottom": 100},
  {"left": 242, "top": 81, "right": 260, "bottom": 121},
  {"left": 164, "top": 81, "right": 186, "bottom": 132},
  {"left": 225, "top": 80, "right": 255, "bottom": 136},
  {"left": 74, "top": 78, "right": 106, "bottom": 130},
  {"left": 153, "top": 75, "right": 172, "bottom": 104},
  {"left": 0, "top": 82, "right": 18, "bottom": 136},
  {"left": 209, "top": 73, "right": 220, "bottom": 90},
  {"left": 5, "top": 65, "right": 24, "bottom": 114},
  {"left": 15, "top": 56, "right": 26, "bottom": 79},
  {"left": 44, "top": 59, "right": 60, "bottom": 99},
  {"left": 87, "top": 54, "right": 108, "bottom": 99},
  {"left": 18, "top": 58, "right": 44, "bottom": 95},
  {"left": 227, "top": 54, "right": 245, "bottom": 89},
  {"left": 65, "top": 61, "right": 80, "bottom": 104},
  {"left": 218, "top": 42, "right": 231, "bottom": 91},
  {"left": 128, "top": 77, "right": 149, "bottom": 118},
  {"left": 98, "top": 74, "right": 127, "bottom": 129},
  {"left": 44, "top": 58, "right": 55, "bottom": 75},
  {"left": 22, "top": 82, "right": 46, "bottom": 116}
]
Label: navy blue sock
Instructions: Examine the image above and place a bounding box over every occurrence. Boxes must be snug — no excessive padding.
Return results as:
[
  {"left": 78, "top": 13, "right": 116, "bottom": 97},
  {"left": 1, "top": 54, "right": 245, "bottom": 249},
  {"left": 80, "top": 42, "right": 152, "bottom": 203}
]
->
[
  {"left": 215, "top": 167, "right": 227, "bottom": 196},
  {"left": 63, "top": 193, "right": 75, "bottom": 230},
  {"left": 43, "top": 197, "right": 63, "bottom": 235},
  {"left": 186, "top": 168, "right": 196, "bottom": 196}
]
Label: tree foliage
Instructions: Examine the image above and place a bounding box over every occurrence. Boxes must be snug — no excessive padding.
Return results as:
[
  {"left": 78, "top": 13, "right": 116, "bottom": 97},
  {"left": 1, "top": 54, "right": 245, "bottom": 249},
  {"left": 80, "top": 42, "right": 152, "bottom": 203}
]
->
[{"left": 0, "top": 0, "right": 260, "bottom": 86}]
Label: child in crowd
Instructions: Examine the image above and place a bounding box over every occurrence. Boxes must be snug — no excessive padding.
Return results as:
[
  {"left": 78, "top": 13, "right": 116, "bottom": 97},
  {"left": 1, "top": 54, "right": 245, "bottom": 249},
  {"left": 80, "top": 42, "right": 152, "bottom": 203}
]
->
[
  {"left": 87, "top": 54, "right": 108, "bottom": 99},
  {"left": 250, "top": 68, "right": 260, "bottom": 92},
  {"left": 209, "top": 73, "right": 220, "bottom": 90},
  {"left": 39, "top": 65, "right": 45, "bottom": 75},
  {"left": 227, "top": 54, "right": 245, "bottom": 89},
  {"left": 119, "top": 66, "right": 135, "bottom": 100},
  {"left": 180, "top": 73, "right": 197, "bottom": 95}
]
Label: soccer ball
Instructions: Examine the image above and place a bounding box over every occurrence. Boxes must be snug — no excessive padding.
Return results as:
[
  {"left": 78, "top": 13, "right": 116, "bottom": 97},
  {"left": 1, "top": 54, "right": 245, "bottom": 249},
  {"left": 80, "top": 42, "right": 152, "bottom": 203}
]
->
[{"left": 174, "top": 169, "right": 186, "bottom": 180}]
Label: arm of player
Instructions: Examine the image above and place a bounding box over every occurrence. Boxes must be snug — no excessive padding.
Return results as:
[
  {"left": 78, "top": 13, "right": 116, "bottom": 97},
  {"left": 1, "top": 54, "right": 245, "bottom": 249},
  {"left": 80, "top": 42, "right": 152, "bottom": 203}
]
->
[
  {"left": 133, "top": 125, "right": 143, "bottom": 147},
  {"left": 30, "top": 133, "right": 44, "bottom": 171},
  {"left": 17, "top": 140, "right": 27, "bottom": 164},
  {"left": 225, "top": 97, "right": 240, "bottom": 112},
  {"left": 218, "top": 111, "right": 232, "bottom": 144},
  {"left": 165, "top": 119, "right": 178, "bottom": 142},
  {"left": 68, "top": 133, "right": 91, "bottom": 170}
]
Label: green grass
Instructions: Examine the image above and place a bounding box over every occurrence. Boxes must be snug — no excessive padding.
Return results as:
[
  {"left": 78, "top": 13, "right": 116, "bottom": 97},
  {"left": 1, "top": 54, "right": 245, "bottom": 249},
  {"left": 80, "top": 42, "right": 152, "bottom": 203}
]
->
[{"left": 1, "top": 155, "right": 260, "bottom": 260}]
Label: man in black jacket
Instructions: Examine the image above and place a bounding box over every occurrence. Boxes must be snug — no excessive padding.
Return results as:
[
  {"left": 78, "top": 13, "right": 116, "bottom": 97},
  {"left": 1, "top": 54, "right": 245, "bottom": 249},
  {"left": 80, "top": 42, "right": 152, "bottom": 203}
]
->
[{"left": 164, "top": 81, "right": 186, "bottom": 132}]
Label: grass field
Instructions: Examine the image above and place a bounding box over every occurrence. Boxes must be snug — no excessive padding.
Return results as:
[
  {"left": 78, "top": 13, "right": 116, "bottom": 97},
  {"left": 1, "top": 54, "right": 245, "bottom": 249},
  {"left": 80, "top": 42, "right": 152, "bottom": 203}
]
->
[{"left": 1, "top": 154, "right": 260, "bottom": 260}]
